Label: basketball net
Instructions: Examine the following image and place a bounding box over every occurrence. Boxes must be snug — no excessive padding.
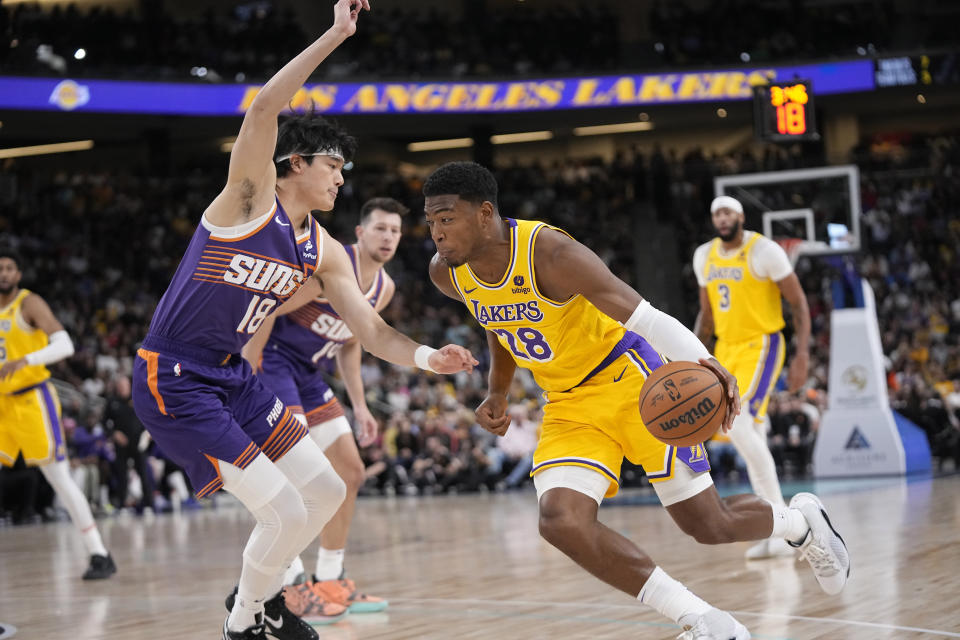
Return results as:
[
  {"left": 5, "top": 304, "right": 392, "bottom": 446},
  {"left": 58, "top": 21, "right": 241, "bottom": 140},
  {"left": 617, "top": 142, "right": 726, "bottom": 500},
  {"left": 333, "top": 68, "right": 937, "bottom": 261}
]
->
[{"left": 775, "top": 237, "right": 809, "bottom": 267}]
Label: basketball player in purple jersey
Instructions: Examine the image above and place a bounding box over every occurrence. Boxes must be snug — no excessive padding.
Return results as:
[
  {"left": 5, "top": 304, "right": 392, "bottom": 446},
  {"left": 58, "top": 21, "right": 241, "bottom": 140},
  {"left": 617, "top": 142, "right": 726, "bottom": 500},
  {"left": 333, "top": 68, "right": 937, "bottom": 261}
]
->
[
  {"left": 241, "top": 198, "right": 405, "bottom": 616},
  {"left": 131, "top": 3, "right": 476, "bottom": 640}
]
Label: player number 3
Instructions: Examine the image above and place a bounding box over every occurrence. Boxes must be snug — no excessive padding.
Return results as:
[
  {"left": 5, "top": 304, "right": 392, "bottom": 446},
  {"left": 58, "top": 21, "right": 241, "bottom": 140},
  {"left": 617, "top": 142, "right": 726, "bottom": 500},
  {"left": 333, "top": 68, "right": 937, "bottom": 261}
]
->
[
  {"left": 718, "top": 284, "right": 731, "bottom": 311},
  {"left": 493, "top": 327, "right": 553, "bottom": 362}
]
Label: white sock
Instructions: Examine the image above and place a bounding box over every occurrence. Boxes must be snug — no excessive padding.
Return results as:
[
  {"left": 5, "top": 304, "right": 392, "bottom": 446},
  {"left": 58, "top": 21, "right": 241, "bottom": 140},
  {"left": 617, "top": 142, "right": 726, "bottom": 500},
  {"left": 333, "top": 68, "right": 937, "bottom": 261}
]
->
[
  {"left": 228, "top": 588, "right": 265, "bottom": 632},
  {"left": 315, "top": 547, "right": 345, "bottom": 581},
  {"left": 638, "top": 566, "right": 711, "bottom": 624},
  {"left": 82, "top": 524, "right": 109, "bottom": 557},
  {"left": 40, "top": 460, "right": 109, "bottom": 557},
  {"left": 283, "top": 555, "right": 305, "bottom": 586},
  {"left": 769, "top": 501, "right": 809, "bottom": 544}
]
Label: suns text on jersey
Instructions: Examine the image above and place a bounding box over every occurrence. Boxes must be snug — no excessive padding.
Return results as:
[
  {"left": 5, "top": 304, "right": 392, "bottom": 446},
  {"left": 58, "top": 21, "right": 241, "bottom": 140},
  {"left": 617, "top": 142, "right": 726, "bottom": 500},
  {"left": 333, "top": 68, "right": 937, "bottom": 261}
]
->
[
  {"left": 310, "top": 312, "right": 353, "bottom": 342},
  {"left": 224, "top": 255, "right": 304, "bottom": 296}
]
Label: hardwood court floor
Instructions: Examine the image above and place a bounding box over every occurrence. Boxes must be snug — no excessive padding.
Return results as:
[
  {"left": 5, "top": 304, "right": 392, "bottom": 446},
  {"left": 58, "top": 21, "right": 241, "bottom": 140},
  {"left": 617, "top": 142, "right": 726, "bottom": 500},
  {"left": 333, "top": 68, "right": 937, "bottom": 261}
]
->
[{"left": 1, "top": 475, "right": 958, "bottom": 639}]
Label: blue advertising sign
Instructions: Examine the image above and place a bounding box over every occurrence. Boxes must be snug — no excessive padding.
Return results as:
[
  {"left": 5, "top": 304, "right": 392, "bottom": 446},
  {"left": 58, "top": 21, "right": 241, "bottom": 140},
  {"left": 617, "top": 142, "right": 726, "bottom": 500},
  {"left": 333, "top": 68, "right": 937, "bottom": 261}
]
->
[{"left": 0, "top": 60, "right": 875, "bottom": 116}]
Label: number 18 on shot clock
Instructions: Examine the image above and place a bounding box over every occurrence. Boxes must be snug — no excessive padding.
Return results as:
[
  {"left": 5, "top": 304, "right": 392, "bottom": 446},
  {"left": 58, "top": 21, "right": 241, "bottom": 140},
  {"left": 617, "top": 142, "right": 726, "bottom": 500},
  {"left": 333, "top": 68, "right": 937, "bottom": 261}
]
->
[{"left": 753, "top": 80, "right": 819, "bottom": 142}]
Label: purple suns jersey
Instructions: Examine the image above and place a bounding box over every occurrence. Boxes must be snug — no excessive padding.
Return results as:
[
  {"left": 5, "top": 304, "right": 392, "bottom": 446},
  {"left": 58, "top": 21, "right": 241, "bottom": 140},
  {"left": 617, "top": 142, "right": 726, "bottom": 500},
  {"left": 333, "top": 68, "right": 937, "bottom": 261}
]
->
[
  {"left": 146, "top": 199, "right": 322, "bottom": 355},
  {"left": 269, "top": 243, "right": 387, "bottom": 370}
]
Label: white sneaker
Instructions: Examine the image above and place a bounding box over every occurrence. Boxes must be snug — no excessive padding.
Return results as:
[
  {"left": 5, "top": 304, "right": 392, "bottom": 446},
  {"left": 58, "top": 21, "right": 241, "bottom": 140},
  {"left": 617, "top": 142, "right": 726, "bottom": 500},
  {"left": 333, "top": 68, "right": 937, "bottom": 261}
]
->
[
  {"left": 745, "top": 537, "right": 796, "bottom": 560},
  {"left": 788, "top": 492, "right": 850, "bottom": 595},
  {"left": 677, "top": 608, "right": 751, "bottom": 640}
]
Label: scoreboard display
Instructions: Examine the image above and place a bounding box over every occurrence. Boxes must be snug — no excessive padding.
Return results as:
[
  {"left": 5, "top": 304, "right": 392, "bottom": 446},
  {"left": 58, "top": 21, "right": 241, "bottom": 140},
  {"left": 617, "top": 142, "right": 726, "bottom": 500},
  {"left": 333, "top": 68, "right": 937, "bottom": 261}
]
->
[{"left": 753, "top": 80, "right": 819, "bottom": 142}]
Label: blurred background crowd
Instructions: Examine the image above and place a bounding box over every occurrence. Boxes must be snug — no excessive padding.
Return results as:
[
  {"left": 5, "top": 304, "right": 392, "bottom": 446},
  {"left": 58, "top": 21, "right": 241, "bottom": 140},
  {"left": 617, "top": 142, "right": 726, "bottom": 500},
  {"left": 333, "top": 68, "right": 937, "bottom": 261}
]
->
[
  {"left": 1, "top": 0, "right": 959, "bottom": 523},
  {"left": 2, "top": 130, "right": 958, "bottom": 522},
  {"left": 4, "top": 0, "right": 958, "bottom": 82}
]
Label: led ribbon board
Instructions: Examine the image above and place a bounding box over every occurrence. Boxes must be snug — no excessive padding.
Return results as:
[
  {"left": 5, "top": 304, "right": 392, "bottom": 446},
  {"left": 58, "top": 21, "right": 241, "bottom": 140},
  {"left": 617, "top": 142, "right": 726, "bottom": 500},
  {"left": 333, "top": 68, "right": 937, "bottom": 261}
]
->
[{"left": 0, "top": 61, "right": 874, "bottom": 116}]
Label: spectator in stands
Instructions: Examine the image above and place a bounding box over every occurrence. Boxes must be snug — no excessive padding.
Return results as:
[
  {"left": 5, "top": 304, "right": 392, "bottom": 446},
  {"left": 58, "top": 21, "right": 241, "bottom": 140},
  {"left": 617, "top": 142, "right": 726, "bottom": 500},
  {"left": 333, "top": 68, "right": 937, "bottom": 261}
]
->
[{"left": 103, "top": 375, "right": 153, "bottom": 512}]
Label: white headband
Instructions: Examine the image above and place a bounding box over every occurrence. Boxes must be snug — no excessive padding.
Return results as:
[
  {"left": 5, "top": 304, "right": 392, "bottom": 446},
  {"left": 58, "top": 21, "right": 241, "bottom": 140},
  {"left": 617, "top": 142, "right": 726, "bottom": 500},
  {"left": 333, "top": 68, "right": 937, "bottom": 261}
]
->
[
  {"left": 710, "top": 195, "right": 743, "bottom": 214},
  {"left": 274, "top": 146, "right": 344, "bottom": 164}
]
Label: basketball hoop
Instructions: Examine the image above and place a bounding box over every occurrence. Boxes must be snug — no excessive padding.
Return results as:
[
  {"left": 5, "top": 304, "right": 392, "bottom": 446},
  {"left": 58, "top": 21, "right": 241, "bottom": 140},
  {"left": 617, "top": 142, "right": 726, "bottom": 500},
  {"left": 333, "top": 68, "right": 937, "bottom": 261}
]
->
[{"left": 775, "top": 238, "right": 810, "bottom": 267}]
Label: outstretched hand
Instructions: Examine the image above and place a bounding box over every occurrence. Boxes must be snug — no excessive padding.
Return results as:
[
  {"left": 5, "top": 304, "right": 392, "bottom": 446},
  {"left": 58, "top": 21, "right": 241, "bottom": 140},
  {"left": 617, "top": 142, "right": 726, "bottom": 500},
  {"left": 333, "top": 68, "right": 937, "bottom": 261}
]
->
[
  {"left": 427, "top": 344, "right": 479, "bottom": 374},
  {"left": 332, "top": 0, "right": 370, "bottom": 38},
  {"left": 699, "top": 357, "right": 741, "bottom": 433}
]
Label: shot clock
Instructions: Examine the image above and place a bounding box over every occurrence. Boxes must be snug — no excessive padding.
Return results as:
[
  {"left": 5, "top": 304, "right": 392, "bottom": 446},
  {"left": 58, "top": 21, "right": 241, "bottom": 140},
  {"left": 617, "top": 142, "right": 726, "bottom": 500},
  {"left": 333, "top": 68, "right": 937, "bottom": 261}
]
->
[{"left": 753, "top": 80, "right": 819, "bottom": 142}]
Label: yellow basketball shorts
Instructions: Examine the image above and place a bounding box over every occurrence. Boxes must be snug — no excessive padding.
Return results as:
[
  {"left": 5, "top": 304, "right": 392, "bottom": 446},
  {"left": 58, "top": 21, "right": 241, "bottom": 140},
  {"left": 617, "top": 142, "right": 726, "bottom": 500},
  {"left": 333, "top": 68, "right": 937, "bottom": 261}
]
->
[
  {"left": 0, "top": 380, "right": 67, "bottom": 467},
  {"left": 715, "top": 332, "right": 786, "bottom": 426},
  {"left": 531, "top": 333, "right": 710, "bottom": 498}
]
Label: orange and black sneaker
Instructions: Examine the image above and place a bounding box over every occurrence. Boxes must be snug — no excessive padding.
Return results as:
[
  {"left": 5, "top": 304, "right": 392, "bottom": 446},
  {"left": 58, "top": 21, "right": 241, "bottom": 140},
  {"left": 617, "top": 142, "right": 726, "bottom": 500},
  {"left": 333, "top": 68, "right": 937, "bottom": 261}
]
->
[
  {"left": 308, "top": 575, "right": 388, "bottom": 613},
  {"left": 282, "top": 583, "right": 349, "bottom": 625}
]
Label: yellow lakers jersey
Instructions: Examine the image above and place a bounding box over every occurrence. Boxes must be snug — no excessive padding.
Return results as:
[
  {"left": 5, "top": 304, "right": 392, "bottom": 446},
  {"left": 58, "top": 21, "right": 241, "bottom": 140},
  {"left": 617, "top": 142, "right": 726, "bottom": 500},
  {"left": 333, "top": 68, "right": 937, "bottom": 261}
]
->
[
  {"left": 0, "top": 289, "right": 51, "bottom": 394},
  {"left": 450, "top": 219, "right": 625, "bottom": 392},
  {"left": 701, "top": 233, "right": 784, "bottom": 343}
]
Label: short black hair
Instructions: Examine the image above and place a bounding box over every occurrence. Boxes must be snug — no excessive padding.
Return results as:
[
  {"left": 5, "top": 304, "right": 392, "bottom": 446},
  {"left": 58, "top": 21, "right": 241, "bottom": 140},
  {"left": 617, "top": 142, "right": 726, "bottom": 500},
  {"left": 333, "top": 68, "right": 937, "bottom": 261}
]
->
[
  {"left": 422, "top": 162, "right": 498, "bottom": 207},
  {"left": 0, "top": 247, "right": 21, "bottom": 269},
  {"left": 274, "top": 113, "right": 358, "bottom": 179},
  {"left": 360, "top": 197, "right": 409, "bottom": 225}
]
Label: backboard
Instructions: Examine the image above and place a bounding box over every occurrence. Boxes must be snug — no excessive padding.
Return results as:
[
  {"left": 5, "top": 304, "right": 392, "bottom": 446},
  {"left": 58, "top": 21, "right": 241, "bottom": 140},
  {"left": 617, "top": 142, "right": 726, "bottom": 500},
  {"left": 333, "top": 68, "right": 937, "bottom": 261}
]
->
[{"left": 714, "top": 165, "right": 861, "bottom": 258}]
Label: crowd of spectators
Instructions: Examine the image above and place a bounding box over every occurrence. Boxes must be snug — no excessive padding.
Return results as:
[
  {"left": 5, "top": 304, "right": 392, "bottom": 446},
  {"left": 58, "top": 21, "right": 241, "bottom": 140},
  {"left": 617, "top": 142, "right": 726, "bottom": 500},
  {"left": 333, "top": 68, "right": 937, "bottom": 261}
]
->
[
  {"left": 2, "top": 0, "right": 955, "bottom": 82},
  {"left": 1, "top": 131, "right": 958, "bottom": 523}
]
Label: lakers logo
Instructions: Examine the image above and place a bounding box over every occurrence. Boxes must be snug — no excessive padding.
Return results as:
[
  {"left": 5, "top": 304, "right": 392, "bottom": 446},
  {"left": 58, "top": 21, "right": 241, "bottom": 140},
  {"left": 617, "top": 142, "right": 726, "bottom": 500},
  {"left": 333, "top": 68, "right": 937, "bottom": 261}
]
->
[{"left": 49, "top": 80, "right": 91, "bottom": 111}]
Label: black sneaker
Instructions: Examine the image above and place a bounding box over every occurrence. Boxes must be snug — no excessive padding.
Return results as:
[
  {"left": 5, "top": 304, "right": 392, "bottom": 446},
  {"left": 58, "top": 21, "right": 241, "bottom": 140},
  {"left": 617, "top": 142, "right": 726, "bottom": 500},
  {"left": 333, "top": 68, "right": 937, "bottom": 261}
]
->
[
  {"left": 222, "top": 616, "right": 266, "bottom": 639},
  {"left": 82, "top": 553, "right": 116, "bottom": 580},
  {"left": 225, "top": 587, "right": 318, "bottom": 640}
]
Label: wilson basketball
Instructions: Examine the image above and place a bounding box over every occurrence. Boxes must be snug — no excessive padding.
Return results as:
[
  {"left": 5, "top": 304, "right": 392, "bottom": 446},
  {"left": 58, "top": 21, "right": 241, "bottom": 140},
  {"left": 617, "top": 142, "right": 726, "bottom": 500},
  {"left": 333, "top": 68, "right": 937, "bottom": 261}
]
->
[{"left": 639, "top": 361, "right": 726, "bottom": 447}]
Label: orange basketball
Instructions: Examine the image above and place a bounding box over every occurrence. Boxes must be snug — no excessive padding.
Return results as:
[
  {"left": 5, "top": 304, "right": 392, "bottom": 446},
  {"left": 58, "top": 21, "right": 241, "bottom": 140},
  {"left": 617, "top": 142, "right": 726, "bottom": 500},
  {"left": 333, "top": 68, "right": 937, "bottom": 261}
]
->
[{"left": 639, "top": 361, "right": 727, "bottom": 448}]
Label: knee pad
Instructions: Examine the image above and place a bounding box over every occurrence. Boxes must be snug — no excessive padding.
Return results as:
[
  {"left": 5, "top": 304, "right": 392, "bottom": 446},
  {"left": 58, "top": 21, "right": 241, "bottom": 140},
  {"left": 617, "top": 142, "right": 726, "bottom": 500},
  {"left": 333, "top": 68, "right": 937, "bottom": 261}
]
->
[
  {"left": 221, "top": 453, "right": 289, "bottom": 510},
  {"left": 273, "top": 435, "right": 335, "bottom": 490},
  {"left": 309, "top": 416, "right": 352, "bottom": 451}
]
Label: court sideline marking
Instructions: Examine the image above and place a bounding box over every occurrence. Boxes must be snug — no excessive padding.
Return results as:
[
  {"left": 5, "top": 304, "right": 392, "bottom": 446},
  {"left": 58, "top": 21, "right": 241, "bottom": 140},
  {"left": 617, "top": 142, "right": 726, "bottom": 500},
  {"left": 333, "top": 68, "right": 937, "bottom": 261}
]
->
[{"left": 391, "top": 596, "right": 960, "bottom": 638}]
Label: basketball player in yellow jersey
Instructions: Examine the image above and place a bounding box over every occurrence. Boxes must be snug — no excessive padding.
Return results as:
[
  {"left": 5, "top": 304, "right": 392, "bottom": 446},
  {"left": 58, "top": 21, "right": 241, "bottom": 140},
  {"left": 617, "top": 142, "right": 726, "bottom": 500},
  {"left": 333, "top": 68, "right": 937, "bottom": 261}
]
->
[
  {"left": 694, "top": 196, "right": 812, "bottom": 560},
  {"left": 0, "top": 248, "right": 116, "bottom": 580},
  {"left": 424, "top": 162, "right": 848, "bottom": 640}
]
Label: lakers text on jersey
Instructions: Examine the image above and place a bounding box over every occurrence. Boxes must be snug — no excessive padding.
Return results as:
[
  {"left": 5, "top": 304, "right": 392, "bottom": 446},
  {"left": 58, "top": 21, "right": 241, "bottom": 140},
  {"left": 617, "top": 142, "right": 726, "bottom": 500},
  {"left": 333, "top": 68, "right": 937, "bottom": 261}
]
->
[{"left": 452, "top": 220, "right": 710, "bottom": 497}]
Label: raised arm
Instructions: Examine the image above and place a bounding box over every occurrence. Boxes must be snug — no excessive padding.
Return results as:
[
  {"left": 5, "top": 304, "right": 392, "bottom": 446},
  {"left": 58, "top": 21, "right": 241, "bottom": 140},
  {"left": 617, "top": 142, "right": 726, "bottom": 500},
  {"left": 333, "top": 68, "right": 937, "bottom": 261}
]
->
[
  {"left": 206, "top": 0, "right": 370, "bottom": 227},
  {"left": 533, "top": 229, "right": 741, "bottom": 429},
  {"left": 318, "top": 230, "right": 476, "bottom": 374},
  {"left": 776, "top": 273, "right": 811, "bottom": 392}
]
